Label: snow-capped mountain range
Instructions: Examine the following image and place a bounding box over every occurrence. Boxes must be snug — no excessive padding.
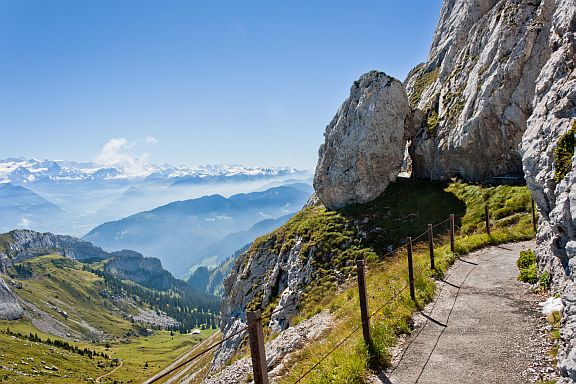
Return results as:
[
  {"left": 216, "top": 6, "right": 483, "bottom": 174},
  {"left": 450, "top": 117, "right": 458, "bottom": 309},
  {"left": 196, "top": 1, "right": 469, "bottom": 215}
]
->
[
  {"left": 0, "top": 157, "right": 312, "bottom": 239},
  {"left": 0, "top": 157, "right": 300, "bottom": 184}
]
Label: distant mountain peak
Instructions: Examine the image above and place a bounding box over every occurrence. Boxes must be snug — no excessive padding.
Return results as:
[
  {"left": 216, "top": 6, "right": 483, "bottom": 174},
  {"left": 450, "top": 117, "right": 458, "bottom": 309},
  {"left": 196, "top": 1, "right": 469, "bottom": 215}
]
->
[{"left": 0, "top": 157, "right": 305, "bottom": 184}]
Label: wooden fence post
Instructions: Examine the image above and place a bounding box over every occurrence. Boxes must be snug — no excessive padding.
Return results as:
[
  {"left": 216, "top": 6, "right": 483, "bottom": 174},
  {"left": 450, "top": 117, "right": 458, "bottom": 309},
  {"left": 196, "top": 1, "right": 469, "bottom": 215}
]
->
[
  {"left": 407, "top": 237, "right": 415, "bottom": 301},
  {"left": 485, "top": 204, "right": 491, "bottom": 235},
  {"left": 449, "top": 214, "right": 455, "bottom": 253},
  {"left": 428, "top": 224, "right": 435, "bottom": 270},
  {"left": 532, "top": 198, "right": 537, "bottom": 232},
  {"left": 356, "top": 259, "right": 371, "bottom": 347},
  {"left": 247, "top": 310, "right": 269, "bottom": 384}
]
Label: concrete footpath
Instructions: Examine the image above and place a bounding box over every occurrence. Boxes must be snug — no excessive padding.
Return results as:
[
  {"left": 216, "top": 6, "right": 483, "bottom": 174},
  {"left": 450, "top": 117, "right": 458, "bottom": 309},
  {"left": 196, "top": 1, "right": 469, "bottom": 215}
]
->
[{"left": 372, "top": 241, "right": 557, "bottom": 384}]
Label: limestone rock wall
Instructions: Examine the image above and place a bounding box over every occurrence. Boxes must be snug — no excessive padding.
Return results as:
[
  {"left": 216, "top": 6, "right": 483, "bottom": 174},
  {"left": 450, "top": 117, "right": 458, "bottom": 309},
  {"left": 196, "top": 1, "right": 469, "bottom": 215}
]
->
[
  {"left": 106, "top": 250, "right": 175, "bottom": 291},
  {"left": 406, "top": 0, "right": 553, "bottom": 181},
  {"left": 519, "top": 0, "right": 576, "bottom": 381}
]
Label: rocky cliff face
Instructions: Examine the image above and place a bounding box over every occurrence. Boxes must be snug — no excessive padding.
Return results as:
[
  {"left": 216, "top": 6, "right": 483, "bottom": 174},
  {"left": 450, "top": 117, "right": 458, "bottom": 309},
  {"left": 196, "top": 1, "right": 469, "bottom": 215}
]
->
[
  {"left": 106, "top": 250, "right": 175, "bottom": 291},
  {"left": 406, "top": 0, "right": 553, "bottom": 181},
  {"left": 1, "top": 229, "right": 110, "bottom": 265},
  {"left": 314, "top": 71, "right": 411, "bottom": 209},
  {"left": 517, "top": 0, "right": 576, "bottom": 381},
  {"left": 214, "top": 232, "right": 314, "bottom": 368}
]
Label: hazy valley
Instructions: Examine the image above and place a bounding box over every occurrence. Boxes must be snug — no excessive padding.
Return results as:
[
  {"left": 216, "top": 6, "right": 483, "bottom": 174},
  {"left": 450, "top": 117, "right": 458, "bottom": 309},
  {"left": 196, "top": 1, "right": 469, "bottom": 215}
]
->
[{"left": 1, "top": 0, "right": 575, "bottom": 383}]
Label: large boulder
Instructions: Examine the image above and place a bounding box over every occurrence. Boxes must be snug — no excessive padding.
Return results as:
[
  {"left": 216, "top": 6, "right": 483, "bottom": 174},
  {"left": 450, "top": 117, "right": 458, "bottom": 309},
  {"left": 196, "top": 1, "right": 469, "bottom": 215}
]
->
[{"left": 314, "top": 71, "right": 411, "bottom": 209}]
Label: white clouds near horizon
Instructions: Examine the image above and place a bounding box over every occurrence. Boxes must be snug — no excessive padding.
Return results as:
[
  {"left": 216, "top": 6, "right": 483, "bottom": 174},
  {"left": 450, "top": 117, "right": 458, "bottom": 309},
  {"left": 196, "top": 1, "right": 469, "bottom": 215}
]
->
[{"left": 94, "top": 137, "right": 158, "bottom": 176}]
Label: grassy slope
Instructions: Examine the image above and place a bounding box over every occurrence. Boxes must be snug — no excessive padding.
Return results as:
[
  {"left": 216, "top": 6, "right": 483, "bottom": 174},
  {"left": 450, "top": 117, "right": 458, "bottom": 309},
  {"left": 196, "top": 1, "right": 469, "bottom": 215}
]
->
[
  {"left": 244, "top": 180, "right": 535, "bottom": 383},
  {"left": 0, "top": 332, "right": 108, "bottom": 384},
  {"left": 0, "top": 255, "right": 215, "bottom": 383},
  {"left": 0, "top": 328, "right": 214, "bottom": 384},
  {"left": 5, "top": 255, "right": 135, "bottom": 339}
]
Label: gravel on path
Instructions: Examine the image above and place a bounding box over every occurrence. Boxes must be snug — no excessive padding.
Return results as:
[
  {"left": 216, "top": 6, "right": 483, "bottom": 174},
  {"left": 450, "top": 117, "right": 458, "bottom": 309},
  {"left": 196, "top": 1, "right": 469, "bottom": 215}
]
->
[{"left": 369, "top": 241, "right": 557, "bottom": 384}]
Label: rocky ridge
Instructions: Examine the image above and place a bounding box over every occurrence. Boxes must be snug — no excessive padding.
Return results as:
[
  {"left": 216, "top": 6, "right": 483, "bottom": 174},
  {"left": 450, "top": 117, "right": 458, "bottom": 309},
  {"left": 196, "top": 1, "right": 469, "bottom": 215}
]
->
[
  {"left": 0, "top": 229, "right": 177, "bottom": 292},
  {"left": 105, "top": 250, "right": 175, "bottom": 291},
  {"left": 1, "top": 230, "right": 110, "bottom": 266}
]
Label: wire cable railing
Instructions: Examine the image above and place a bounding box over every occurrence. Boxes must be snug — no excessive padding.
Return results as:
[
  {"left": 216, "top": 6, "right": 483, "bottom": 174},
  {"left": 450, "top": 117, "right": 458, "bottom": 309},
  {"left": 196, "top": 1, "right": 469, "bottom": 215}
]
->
[
  {"left": 147, "top": 213, "right": 463, "bottom": 383},
  {"left": 146, "top": 324, "right": 249, "bottom": 384},
  {"left": 292, "top": 214, "right": 460, "bottom": 383},
  {"left": 145, "top": 201, "right": 537, "bottom": 384},
  {"left": 295, "top": 283, "right": 411, "bottom": 383},
  {"left": 146, "top": 301, "right": 299, "bottom": 383}
]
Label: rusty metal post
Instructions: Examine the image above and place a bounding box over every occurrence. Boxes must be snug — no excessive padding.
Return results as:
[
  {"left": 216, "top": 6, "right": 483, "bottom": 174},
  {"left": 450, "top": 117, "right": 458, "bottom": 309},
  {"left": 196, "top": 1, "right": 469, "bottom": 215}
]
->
[
  {"left": 356, "top": 259, "right": 371, "bottom": 347},
  {"left": 532, "top": 198, "right": 537, "bottom": 232},
  {"left": 450, "top": 214, "right": 455, "bottom": 253},
  {"left": 485, "top": 204, "right": 491, "bottom": 235},
  {"left": 428, "top": 224, "right": 435, "bottom": 270},
  {"left": 247, "top": 310, "right": 269, "bottom": 384},
  {"left": 407, "top": 237, "right": 416, "bottom": 301}
]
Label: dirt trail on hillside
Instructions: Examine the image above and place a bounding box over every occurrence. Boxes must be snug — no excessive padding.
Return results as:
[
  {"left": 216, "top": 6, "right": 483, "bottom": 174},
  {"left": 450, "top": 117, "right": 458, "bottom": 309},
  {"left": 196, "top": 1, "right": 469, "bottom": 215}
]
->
[{"left": 372, "top": 241, "right": 556, "bottom": 384}]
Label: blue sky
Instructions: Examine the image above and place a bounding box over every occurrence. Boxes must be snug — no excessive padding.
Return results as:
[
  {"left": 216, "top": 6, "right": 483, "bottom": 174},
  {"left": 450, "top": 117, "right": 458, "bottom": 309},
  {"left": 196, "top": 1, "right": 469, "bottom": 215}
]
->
[{"left": 0, "top": 1, "right": 442, "bottom": 170}]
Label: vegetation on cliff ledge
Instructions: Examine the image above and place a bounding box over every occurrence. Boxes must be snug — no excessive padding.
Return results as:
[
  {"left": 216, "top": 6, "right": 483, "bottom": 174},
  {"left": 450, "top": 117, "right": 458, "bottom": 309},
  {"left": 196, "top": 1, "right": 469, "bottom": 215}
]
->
[
  {"left": 243, "top": 179, "right": 535, "bottom": 383},
  {"left": 408, "top": 66, "right": 439, "bottom": 107},
  {"left": 554, "top": 120, "right": 576, "bottom": 182}
]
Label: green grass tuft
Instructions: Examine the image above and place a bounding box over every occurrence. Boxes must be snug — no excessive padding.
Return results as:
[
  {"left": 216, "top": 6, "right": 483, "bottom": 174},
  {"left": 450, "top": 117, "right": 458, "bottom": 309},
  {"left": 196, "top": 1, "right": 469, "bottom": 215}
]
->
[
  {"left": 517, "top": 249, "right": 538, "bottom": 284},
  {"left": 554, "top": 120, "right": 576, "bottom": 183}
]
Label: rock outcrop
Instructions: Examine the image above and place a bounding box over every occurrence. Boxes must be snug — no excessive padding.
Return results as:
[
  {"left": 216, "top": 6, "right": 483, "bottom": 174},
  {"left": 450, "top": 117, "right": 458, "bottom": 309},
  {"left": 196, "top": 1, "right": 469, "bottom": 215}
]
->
[
  {"left": 518, "top": 0, "right": 576, "bottom": 381},
  {"left": 0, "top": 229, "right": 177, "bottom": 292},
  {"left": 0, "top": 277, "right": 24, "bottom": 320},
  {"left": 406, "top": 0, "right": 552, "bottom": 181},
  {"left": 106, "top": 250, "right": 175, "bottom": 291},
  {"left": 2, "top": 229, "right": 110, "bottom": 265},
  {"left": 202, "top": 310, "right": 332, "bottom": 383},
  {"left": 213, "top": 234, "right": 314, "bottom": 368},
  {"left": 314, "top": 70, "right": 411, "bottom": 209}
]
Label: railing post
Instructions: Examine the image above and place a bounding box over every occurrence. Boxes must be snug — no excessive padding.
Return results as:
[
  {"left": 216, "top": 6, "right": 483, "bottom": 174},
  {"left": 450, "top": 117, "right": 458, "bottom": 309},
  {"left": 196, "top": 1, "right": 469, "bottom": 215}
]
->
[
  {"left": 532, "top": 198, "right": 537, "bottom": 232},
  {"left": 247, "top": 310, "right": 269, "bottom": 384},
  {"left": 428, "top": 224, "right": 435, "bottom": 270},
  {"left": 356, "top": 259, "right": 371, "bottom": 347},
  {"left": 485, "top": 204, "right": 491, "bottom": 235},
  {"left": 407, "top": 237, "right": 416, "bottom": 301},
  {"left": 449, "top": 214, "right": 455, "bottom": 253}
]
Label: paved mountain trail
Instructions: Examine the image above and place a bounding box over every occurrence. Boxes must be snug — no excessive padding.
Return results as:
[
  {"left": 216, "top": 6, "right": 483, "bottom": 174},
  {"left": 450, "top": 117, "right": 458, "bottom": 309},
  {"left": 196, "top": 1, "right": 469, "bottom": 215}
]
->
[{"left": 371, "top": 241, "right": 557, "bottom": 384}]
